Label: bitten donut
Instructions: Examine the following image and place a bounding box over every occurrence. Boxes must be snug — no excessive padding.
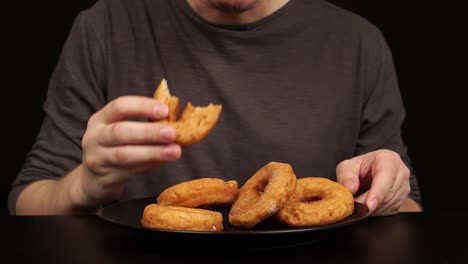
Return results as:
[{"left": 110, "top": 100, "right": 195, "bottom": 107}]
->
[
  {"left": 141, "top": 204, "right": 223, "bottom": 232},
  {"left": 157, "top": 178, "right": 238, "bottom": 209},
  {"left": 229, "top": 162, "right": 297, "bottom": 229},
  {"left": 153, "top": 79, "right": 222, "bottom": 147},
  {"left": 276, "top": 177, "right": 354, "bottom": 227}
]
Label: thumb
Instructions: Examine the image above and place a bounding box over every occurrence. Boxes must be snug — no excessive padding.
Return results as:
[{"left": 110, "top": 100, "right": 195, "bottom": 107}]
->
[{"left": 336, "top": 159, "right": 360, "bottom": 194}]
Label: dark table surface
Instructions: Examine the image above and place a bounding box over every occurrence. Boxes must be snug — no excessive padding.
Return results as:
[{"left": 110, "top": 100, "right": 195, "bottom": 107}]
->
[{"left": 4, "top": 211, "right": 467, "bottom": 264}]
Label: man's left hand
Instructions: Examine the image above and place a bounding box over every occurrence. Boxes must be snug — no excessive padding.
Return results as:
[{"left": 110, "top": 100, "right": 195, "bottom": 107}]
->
[{"left": 336, "top": 149, "right": 411, "bottom": 216}]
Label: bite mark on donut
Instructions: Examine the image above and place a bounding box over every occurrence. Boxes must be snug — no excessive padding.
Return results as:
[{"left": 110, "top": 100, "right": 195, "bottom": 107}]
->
[
  {"left": 153, "top": 78, "right": 222, "bottom": 146},
  {"left": 153, "top": 78, "right": 180, "bottom": 122}
]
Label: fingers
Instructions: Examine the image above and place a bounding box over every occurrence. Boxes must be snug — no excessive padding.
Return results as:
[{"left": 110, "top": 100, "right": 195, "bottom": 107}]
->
[
  {"left": 373, "top": 183, "right": 410, "bottom": 216},
  {"left": 336, "top": 159, "right": 361, "bottom": 194},
  {"left": 373, "top": 168, "right": 411, "bottom": 215},
  {"left": 354, "top": 186, "right": 406, "bottom": 216},
  {"left": 111, "top": 144, "right": 181, "bottom": 166},
  {"left": 365, "top": 157, "right": 397, "bottom": 212},
  {"left": 101, "top": 144, "right": 182, "bottom": 168},
  {"left": 354, "top": 190, "right": 367, "bottom": 205},
  {"left": 355, "top": 150, "right": 410, "bottom": 214},
  {"left": 366, "top": 150, "right": 412, "bottom": 214},
  {"left": 339, "top": 150, "right": 411, "bottom": 216},
  {"left": 99, "top": 121, "right": 176, "bottom": 146},
  {"left": 97, "top": 96, "right": 169, "bottom": 124},
  {"left": 380, "top": 165, "right": 406, "bottom": 205},
  {"left": 356, "top": 169, "right": 410, "bottom": 216}
]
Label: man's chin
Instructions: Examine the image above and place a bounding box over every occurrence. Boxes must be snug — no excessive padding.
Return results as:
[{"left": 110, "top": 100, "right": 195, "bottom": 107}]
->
[{"left": 207, "top": 0, "right": 261, "bottom": 13}]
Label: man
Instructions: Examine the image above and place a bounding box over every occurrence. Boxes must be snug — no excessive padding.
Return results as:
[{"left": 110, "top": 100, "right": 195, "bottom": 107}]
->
[{"left": 9, "top": 0, "right": 422, "bottom": 215}]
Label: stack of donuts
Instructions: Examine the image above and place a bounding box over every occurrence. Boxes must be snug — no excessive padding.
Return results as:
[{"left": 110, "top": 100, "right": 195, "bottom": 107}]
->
[{"left": 141, "top": 162, "right": 355, "bottom": 232}]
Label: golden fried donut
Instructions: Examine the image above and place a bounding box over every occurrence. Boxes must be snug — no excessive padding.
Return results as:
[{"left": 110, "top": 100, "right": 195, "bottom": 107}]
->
[
  {"left": 276, "top": 177, "right": 354, "bottom": 227},
  {"left": 229, "top": 162, "right": 297, "bottom": 229},
  {"left": 153, "top": 79, "right": 222, "bottom": 147},
  {"left": 141, "top": 204, "right": 223, "bottom": 232},
  {"left": 157, "top": 178, "right": 238, "bottom": 209}
]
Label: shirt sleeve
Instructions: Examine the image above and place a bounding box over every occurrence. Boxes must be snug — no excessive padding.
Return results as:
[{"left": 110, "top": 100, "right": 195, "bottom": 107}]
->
[
  {"left": 8, "top": 11, "right": 106, "bottom": 215},
  {"left": 354, "top": 27, "right": 422, "bottom": 207}
]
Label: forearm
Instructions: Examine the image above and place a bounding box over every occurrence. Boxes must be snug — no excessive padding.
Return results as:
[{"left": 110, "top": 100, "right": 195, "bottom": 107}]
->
[{"left": 15, "top": 165, "right": 96, "bottom": 215}]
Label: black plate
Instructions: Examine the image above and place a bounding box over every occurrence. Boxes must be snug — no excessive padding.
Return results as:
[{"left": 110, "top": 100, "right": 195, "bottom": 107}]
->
[{"left": 97, "top": 197, "right": 370, "bottom": 250}]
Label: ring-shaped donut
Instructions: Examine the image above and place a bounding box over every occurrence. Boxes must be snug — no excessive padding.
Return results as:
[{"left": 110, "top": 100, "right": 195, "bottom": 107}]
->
[
  {"left": 228, "top": 162, "right": 297, "bottom": 229},
  {"left": 276, "top": 177, "right": 354, "bottom": 226},
  {"left": 157, "top": 178, "right": 238, "bottom": 209},
  {"left": 141, "top": 204, "right": 223, "bottom": 232}
]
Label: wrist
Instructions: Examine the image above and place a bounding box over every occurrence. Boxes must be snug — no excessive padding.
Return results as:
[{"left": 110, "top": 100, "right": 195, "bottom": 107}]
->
[
  {"left": 399, "top": 197, "right": 423, "bottom": 212},
  {"left": 65, "top": 165, "right": 100, "bottom": 213}
]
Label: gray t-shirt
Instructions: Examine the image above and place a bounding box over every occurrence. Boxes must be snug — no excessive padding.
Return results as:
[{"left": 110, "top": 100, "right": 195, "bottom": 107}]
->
[{"left": 8, "top": 0, "right": 421, "bottom": 214}]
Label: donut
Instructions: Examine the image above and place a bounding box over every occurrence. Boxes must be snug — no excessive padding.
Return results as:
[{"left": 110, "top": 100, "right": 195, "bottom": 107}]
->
[
  {"left": 141, "top": 204, "right": 223, "bottom": 232},
  {"left": 153, "top": 78, "right": 222, "bottom": 147},
  {"left": 276, "top": 177, "right": 354, "bottom": 227},
  {"left": 228, "top": 162, "right": 297, "bottom": 229},
  {"left": 157, "top": 178, "right": 238, "bottom": 209}
]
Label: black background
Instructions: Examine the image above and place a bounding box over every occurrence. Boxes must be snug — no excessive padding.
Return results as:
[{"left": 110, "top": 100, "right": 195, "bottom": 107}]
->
[{"left": 3, "top": 1, "right": 467, "bottom": 216}]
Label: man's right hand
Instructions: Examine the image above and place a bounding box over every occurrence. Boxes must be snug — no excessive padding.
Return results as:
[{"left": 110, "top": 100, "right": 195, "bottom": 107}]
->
[
  {"left": 74, "top": 96, "right": 182, "bottom": 209},
  {"left": 16, "top": 96, "right": 181, "bottom": 215}
]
